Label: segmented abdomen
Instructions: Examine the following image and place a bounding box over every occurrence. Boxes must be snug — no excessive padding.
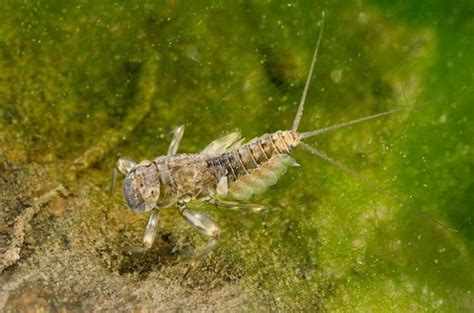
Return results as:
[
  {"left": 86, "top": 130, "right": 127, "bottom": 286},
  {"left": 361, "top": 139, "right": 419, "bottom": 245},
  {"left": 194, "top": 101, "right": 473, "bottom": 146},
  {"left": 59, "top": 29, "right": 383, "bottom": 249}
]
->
[{"left": 207, "top": 130, "right": 301, "bottom": 200}]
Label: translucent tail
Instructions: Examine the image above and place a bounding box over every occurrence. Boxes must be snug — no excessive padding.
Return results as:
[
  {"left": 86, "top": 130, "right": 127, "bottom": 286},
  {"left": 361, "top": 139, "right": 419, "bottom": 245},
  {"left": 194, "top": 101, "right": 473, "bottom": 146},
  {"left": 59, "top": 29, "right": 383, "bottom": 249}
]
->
[
  {"left": 290, "top": 9, "right": 457, "bottom": 251},
  {"left": 298, "top": 142, "right": 363, "bottom": 179},
  {"left": 292, "top": 11, "right": 325, "bottom": 132},
  {"left": 298, "top": 143, "right": 456, "bottom": 234},
  {"left": 300, "top": 107, "right": 405, "bottom": 139}
]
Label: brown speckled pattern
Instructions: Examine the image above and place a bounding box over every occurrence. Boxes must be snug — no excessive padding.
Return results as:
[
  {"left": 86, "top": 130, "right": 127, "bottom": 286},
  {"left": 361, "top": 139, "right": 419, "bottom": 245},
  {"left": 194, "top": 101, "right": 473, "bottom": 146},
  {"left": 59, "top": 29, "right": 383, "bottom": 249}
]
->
[{"left": 130, "top": 130, "right": 300, "bottom": 205}]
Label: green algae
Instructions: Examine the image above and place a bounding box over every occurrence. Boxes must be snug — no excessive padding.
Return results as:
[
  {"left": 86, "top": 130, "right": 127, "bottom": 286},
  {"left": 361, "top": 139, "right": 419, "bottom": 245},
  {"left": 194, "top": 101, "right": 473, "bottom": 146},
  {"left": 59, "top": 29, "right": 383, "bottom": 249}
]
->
[{"left": 0, "top": 0, "right": 473, "bottom": 311}]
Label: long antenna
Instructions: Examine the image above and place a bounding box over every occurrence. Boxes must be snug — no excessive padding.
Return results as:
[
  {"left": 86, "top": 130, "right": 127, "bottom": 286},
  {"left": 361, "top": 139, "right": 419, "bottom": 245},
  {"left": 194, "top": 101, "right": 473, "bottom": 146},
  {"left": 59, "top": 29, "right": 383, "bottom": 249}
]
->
[
  {"left": 292, "top": 11, "right": 325, "bottom": 132},
  {"left": 300, "top": 107, "right": 403, "bottom": 139}
]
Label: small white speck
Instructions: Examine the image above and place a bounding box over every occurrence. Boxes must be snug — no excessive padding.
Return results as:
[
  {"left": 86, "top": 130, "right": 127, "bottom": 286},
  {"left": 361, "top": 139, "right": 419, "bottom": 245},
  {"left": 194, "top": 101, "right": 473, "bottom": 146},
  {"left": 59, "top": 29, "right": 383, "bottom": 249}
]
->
[
  {"left": 439, "top": 113, "right": 447, "bottom": 123},
  {"left": 330, "top": 69, "right": 342, "bottom": 84},
  {"left": 358, "top": 12, "right": 368, "bottom": 23}
]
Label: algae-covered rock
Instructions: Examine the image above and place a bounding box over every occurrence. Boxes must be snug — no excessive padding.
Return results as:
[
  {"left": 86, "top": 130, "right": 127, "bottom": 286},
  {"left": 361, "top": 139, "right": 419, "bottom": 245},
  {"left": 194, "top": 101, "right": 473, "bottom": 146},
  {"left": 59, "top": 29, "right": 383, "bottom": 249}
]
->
[{"left": 0, "top": 1, "right": 472, "bottom": 311}]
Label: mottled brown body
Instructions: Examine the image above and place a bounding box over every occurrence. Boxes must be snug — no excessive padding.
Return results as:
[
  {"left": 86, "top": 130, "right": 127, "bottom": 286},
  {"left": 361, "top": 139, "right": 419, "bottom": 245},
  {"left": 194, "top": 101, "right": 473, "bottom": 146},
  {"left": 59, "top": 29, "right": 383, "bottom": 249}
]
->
[
  {"left": 151, "top": 130, "right": 301, "bottom": 206},
  {"left": 207, "top": 130, "right": 300, "bottom": 182},
  {"left": 151, "top": 154, "right": 213, "bottom": 207}
]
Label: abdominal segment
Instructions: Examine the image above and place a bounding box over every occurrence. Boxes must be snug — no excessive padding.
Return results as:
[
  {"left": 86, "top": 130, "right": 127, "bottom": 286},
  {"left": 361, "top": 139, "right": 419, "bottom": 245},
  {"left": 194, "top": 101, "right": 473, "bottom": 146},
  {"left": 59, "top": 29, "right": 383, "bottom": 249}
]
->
[
  {"left": 207, "top": 131, "right": 300, "bottom": 201},
  {"left": 228, "top": 154, "right": 297, "bottom": 200}
]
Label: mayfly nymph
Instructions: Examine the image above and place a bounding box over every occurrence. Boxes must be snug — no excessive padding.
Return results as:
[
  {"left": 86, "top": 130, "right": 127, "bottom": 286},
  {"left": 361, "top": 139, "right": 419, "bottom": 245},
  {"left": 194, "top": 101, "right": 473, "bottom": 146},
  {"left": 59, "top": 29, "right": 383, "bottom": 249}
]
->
[{"left": 111, "top": 12, "right": 404, "bottom": 274}]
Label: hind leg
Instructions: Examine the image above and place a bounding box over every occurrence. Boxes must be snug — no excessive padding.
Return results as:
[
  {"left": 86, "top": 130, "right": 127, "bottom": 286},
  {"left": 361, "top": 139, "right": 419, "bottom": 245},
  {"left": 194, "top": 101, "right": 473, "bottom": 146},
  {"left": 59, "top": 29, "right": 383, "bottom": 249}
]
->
[
  {"left": 177, "top": 199, "right": 220, "bottom": 276},
  {"left": 203, "top": 197, "right": 264, "bottom": 212}
]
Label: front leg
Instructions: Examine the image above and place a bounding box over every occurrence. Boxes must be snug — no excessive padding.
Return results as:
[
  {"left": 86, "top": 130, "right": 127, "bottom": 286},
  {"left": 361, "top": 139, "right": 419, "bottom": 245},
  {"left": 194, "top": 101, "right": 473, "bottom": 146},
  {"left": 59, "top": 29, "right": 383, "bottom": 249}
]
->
[
  {"left": 143, "top": 209, "right": 160, "bottom": 250},
  {"left": 177, "top": 199, "right": 220, "bottom": 276},
  {"left": 167, "top": 125, "right": 185, "bottom": 156},
  {"left": 110, "top": 157, "right": 137, "bottom": 195}
]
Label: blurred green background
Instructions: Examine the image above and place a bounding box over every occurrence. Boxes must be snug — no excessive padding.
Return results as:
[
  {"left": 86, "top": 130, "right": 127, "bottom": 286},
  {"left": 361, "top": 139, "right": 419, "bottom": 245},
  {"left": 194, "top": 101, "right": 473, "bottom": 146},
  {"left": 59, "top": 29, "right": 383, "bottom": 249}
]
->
[{"left": 0, "top": 0, "right": 472, "bottom": 311}]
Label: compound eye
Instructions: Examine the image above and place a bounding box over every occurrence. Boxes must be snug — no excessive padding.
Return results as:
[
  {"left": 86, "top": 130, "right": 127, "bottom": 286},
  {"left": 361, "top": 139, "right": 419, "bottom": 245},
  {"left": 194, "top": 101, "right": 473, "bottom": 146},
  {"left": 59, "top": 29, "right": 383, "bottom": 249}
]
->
[
  {"left": 141, "top": 185, "right": 160, "bottom": 202},
  {"left": 123, "top": 165, "right": 160, "bottom": 212}
]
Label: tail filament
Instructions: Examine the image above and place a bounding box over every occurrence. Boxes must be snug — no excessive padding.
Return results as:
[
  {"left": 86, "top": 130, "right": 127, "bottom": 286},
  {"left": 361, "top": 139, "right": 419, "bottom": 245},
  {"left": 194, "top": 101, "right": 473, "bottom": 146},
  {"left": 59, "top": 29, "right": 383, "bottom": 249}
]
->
[
  {"left": 300, "top": 107, "right": 404, "bottom": 139},
  {"left": 292, "top": 11, "right": 325, "bottom": 132}
]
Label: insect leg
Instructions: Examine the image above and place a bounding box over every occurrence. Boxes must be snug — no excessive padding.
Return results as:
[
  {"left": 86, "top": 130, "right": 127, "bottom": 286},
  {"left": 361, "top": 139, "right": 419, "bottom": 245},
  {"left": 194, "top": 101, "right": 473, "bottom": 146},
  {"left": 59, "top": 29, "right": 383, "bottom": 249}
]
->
[
  {"left": 109, "top": 167, "right": 118, "bottom": 197},
  {"left": 177, "top": 199, "right": 220, "bottom": 276},
  {"left": 216, "top": 176, "right": 228, "bottom": 197},
  {"left": 167, "top": 125, "right": 185, "bottom": 156},
  {"left": 116, "top": 157, "right": 136, "bottom": 174},
  {"left": 110, "top": 157, "right": 136, "bottom": 195},
  {"left": 203, "top": 197, "right": 264, "bottom": 212},
  {"left": 143, "top": 209, "right": 160, "bottom": 250}
]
